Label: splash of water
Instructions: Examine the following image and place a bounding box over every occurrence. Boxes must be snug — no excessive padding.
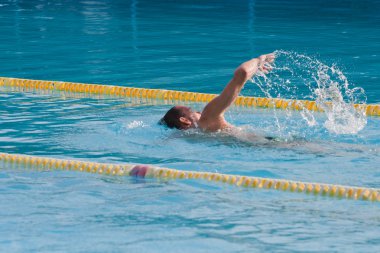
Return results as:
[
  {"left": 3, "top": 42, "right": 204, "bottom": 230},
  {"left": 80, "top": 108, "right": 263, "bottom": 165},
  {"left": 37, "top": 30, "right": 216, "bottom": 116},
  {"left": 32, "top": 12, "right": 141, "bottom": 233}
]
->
[
  {"left": 126, "top": 120, "right": 147, "bottom": 129},
  {"left": 249, "top": 50, "right": 367, "bottom": 135}
]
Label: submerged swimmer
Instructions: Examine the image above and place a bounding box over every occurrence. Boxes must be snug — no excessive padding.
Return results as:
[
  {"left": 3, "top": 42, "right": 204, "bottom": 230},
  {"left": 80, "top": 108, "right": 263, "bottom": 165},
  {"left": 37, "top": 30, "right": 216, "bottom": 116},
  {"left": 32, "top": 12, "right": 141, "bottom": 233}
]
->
[{"left": 161, "top": 53, "right": 275, "bottom": 132}]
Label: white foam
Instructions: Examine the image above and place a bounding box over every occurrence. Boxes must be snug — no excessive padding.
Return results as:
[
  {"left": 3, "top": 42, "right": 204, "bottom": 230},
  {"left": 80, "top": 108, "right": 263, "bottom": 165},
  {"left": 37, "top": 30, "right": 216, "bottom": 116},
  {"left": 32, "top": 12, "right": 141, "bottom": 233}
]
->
[
  {"left": 249, "top": 50, "right": 367, "bottom": 136},
  {"left": 126, "top": 120, "right": 147, "bottom": 129}
]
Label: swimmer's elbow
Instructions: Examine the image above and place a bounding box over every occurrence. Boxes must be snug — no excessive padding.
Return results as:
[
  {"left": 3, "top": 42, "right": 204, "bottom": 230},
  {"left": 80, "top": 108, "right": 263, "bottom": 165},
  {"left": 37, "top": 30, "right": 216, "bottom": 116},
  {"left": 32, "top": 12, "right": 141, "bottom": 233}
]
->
[
  {"left": 234, "top": 66, "right": 250, "bottom": 83},
  {"left": 234, "top": 58, "right": 261, "bottom": 83}
]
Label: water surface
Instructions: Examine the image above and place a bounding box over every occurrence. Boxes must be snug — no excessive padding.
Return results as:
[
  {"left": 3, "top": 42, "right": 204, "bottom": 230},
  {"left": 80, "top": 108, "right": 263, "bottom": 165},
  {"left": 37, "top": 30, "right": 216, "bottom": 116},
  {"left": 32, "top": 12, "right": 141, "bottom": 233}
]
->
[{"left": 0, "top": 0, "right": 379, "bottom": 252}]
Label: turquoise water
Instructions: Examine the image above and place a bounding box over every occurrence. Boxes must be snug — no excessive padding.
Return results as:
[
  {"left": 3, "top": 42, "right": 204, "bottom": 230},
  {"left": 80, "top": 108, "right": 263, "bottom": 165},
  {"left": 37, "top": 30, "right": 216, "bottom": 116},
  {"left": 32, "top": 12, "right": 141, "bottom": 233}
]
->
[{"left": 0, "top": 0, "right": 379, "bottom": 252}]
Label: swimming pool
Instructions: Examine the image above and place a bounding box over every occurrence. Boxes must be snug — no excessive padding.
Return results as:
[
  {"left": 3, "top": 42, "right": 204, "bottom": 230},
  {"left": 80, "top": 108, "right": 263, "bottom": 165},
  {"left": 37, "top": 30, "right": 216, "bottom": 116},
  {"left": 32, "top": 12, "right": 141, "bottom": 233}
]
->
[{"left": 1, "top": 0, "right": 379, "bottom": 252}]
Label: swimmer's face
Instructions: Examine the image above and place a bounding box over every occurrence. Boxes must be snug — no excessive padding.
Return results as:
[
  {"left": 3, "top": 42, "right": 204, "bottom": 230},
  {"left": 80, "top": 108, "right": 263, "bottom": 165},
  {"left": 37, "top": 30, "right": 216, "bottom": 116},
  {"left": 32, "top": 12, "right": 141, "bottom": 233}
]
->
[
  {"left": 179, "top": 106, "right": 201, "bottom": 128},
  {"left": 161, "top": 105, "right": 201, "bottom": 130}
]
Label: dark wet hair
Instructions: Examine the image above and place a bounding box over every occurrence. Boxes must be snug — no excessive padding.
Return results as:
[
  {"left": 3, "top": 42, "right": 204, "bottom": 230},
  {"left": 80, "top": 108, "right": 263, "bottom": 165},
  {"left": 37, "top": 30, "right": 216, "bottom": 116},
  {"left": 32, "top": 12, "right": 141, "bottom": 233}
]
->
[{"left": 160, "top": 106, "right": 190, "bottom": 129}]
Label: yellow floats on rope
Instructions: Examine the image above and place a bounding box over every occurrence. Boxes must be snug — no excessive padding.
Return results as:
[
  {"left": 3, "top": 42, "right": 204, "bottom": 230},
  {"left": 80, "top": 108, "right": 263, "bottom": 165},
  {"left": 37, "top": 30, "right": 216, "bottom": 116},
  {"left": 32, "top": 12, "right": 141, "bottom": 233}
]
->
[
  {"left": 1, "top": 77, "right": 379, "bottom": 116},
  {"left": 0, "top": 152, "right": 379, "bottom": 202}
]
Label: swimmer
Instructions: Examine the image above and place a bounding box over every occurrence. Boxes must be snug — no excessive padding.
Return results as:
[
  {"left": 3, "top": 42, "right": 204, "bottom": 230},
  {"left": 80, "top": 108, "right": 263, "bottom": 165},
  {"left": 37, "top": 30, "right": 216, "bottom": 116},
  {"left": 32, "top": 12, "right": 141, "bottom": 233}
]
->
[{"left": 160, "top": 53, "right": 275, "bottom": 132}]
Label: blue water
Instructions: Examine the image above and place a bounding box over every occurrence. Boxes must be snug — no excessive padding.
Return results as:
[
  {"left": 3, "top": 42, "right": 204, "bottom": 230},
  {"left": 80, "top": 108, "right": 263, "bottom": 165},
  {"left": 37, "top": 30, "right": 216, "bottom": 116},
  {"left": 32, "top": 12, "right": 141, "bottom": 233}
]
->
[{"left": 0, "top": 0, "right": 379, "bottom": 252}]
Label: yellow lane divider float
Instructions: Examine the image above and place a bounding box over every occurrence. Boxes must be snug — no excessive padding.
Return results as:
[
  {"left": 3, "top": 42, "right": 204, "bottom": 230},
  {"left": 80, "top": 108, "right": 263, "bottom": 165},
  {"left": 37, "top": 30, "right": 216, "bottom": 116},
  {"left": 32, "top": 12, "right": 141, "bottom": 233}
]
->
[
  {"left": 1, "top": 77, "right": 379, "bottom": 116},
  {"left": 1, "top": 152, "right": 379, "bottom": 202}
]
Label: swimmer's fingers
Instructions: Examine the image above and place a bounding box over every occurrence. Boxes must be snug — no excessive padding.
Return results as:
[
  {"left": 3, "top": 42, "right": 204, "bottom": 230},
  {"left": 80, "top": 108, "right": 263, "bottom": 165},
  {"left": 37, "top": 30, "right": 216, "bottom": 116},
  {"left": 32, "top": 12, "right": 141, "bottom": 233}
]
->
[
  {"left": 264, "top": 62, "right": 273, "bottom": 71},
  {"left": 260, "top": 53, "right": 275, "bottom": 64},
  {"left": 265, "top": 53, "right": 275, "bottom": 63},
  {"left": 262, "top": 68, "right": 270, "bottom": 74},
  {"left": 258, "top": 53, "right": 274, "bottom": 68},
  {"left": 260, "top": 68, "right": 269, "bottom": 74},
  {"left": 258, "top": 61, "right": 265, "bottom": 72},
  {"left": 260, "top": 62, "right": 273, "bottom": 74}
]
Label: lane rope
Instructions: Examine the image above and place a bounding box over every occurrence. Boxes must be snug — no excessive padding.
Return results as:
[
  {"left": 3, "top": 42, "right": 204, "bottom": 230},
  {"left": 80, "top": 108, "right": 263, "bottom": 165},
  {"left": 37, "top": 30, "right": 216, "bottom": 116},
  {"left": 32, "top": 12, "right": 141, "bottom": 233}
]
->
[
  {"left": 1, "top": 152, "right": 379, "bottom": 202},
  {"left": 1, "top": 77, "right": 379, "bottom": 116}
]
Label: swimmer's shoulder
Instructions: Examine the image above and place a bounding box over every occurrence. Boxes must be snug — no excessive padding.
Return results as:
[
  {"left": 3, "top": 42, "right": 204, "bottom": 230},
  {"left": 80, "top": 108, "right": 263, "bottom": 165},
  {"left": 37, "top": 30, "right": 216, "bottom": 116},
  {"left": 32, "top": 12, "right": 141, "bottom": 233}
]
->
[{"left": 198, "top": 118, "right": 232, "bottom": 132}]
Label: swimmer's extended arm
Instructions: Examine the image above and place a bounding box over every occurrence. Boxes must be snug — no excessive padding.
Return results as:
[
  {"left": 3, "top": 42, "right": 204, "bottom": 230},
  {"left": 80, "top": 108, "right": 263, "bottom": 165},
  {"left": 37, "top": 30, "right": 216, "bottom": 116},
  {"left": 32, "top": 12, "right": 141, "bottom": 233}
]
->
[{"left": 200, "top": 53, "right": 274, "bottom": 122}]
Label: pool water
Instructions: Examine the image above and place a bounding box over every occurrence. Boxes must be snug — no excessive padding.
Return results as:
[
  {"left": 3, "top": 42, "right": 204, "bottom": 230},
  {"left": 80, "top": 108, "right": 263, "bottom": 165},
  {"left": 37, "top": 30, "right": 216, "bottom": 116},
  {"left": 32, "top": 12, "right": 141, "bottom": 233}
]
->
[{"left": 1, "top": 0, "right": 379, "bottom": 252}]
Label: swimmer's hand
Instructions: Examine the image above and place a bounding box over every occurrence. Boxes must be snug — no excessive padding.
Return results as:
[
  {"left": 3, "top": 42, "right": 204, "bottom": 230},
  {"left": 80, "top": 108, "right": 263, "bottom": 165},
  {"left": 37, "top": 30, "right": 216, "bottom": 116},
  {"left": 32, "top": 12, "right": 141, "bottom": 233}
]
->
[
  {"left": 235, "top": 53, "right": 275, "bottom": 82},
  {"left": 258, "top": 53, "right": 275, "bottom": 74}
]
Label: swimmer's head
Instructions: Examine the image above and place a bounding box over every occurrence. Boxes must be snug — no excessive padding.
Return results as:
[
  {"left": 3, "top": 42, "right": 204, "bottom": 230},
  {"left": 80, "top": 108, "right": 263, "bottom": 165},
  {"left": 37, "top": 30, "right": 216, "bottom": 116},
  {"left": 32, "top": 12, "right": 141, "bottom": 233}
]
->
[{"left": 160, "top": 106, "right": 201, "bottom": 130}]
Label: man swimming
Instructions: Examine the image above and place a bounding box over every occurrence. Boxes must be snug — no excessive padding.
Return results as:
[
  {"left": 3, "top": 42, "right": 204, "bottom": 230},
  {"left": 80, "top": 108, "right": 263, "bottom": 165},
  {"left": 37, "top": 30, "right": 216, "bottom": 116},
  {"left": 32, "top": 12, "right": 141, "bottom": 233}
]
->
[{"left": 161, "top": 53, "right": 275, "bottom": 132}]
